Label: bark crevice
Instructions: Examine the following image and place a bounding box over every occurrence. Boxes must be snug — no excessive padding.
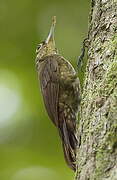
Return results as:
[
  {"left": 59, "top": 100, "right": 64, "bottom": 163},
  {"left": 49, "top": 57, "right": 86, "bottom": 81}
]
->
[{"left": 75, "top": 0, "right": 117, "bottom": 179}]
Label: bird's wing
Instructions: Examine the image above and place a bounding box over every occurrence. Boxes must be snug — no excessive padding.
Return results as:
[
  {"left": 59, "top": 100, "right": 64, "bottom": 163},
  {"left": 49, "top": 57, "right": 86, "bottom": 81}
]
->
[{"left": 39, "top": 55, "right": 59, "bottom": 127}]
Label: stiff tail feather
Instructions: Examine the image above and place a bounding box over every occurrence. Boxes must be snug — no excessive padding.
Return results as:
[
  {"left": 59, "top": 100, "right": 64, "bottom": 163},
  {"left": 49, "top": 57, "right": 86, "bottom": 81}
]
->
[{"left": 59, "top": 118, "right": 77, "bottom": 171}]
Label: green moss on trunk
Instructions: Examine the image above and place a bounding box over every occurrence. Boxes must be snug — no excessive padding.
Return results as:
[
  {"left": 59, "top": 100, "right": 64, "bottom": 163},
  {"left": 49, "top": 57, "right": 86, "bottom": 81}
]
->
[{"left": 75, "top": 0, "right": 117, "bottom": 179}]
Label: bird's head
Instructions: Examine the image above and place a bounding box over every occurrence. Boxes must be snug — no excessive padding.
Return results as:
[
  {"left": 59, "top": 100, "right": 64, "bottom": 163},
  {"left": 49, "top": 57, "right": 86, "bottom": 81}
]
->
[{"left": 36, "top": 16, "right": 57, "bottom": 60}]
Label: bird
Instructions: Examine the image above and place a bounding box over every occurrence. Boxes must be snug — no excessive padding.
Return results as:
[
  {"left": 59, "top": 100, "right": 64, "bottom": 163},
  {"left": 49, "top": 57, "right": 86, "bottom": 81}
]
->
[{"left": 35, "top": 16, "right": 81, "bottom": 171}]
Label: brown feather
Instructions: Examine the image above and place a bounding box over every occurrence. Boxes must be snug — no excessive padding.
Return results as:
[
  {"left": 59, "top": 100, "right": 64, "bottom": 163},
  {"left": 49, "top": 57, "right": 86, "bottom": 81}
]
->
[
  {"left": 58, "top": 107, "right": 77, "bottom": 171},
  {"left": 37, "top": 54, "right": 79, "bottom": 171},
  {"left": 39, "top": 55, "right": 59, "bottom": 126}
]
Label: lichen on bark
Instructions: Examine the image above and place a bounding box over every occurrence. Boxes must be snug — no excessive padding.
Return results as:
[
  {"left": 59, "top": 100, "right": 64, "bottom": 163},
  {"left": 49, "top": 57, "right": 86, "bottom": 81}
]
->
[{"left": 75, "top": 0, "right": 117, "bottom": 179}]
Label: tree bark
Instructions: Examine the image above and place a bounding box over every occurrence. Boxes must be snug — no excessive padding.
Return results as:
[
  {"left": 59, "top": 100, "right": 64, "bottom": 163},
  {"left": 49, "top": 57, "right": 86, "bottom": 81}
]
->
[{"left": 75, "top": 0, "right": 117, "bottom": 179}]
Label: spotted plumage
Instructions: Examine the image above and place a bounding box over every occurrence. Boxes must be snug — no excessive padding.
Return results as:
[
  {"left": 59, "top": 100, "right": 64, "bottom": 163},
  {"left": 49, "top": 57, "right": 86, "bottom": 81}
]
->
[{"left": 35, "top": 16, "right": 80, "bottom": 171}]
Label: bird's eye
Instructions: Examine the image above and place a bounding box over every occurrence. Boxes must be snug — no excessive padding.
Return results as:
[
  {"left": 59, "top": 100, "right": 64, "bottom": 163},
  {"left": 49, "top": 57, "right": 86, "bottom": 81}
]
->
[
  {"left": 36, "top": 43, "right": 42, "bottom": 54},
  {"left": 36, "top": 44, "right": 42, "bottom": 50}
]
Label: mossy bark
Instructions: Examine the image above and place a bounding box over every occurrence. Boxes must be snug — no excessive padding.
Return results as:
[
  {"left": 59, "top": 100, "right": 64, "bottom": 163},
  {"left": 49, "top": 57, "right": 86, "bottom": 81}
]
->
[{"left": 75, "top": 0, "right": 117, "bottom": 179}]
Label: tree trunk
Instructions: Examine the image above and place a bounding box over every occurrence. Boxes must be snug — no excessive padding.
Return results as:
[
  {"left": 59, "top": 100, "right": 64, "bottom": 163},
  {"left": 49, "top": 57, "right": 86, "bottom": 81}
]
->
[{"left": 75, "top": 0, "right": 117, "bottom": 179}]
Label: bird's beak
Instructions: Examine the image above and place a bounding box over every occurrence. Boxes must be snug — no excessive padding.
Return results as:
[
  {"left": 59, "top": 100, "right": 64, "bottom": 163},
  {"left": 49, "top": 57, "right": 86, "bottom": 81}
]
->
[{"left": 45, "top": 16, "right": 56, "bottom": 46}]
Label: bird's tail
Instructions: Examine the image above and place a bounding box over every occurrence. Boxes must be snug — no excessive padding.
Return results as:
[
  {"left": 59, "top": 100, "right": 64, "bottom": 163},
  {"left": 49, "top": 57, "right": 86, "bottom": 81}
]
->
[{"left": 58, "top": 114, "right": 77, "bottom": 171}]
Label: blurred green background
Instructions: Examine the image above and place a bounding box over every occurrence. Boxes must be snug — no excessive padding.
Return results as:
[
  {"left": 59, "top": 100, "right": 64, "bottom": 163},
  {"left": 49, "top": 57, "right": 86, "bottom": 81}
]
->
[{"left": 0, "top": 0, "right": 90, "bottom": 179}]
